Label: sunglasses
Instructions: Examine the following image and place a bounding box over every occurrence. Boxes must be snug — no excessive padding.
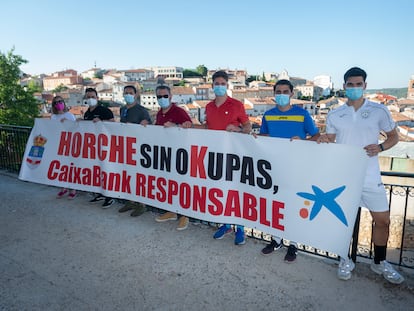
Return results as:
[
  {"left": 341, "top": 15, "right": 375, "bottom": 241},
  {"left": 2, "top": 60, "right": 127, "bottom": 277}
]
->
[{"left": 156, "top": 95, "right": 169, "bottom": 99}]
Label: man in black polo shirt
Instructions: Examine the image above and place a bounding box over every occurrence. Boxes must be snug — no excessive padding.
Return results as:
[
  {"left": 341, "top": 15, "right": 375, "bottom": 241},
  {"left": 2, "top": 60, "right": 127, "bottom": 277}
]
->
[
  {"left": 83, "top": 87, "right": 115, "bottom": 208},
  {"left": 83, "top": 88, "right": 114, "bottom": 122}
]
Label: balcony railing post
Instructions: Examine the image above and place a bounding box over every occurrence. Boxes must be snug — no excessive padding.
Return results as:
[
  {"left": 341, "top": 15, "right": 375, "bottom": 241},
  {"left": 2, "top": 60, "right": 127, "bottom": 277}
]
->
[{"left": 350, "top": 207, "right": 361, "bottom": 262}]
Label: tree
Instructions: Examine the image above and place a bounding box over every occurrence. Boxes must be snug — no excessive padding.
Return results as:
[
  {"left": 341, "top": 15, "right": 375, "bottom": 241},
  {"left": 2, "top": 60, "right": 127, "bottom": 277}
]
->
[
  {"left": 246, "top": 75, "right": 260, "bottom": 83},
  {"left": 52, "top": 84, "right": 68, "bottom": 93},
  {"left": 94, "top": 71, "right": 103, "bottom": 79},
  {"left": 27, "top": 79, "right": 42, "bottom": 93},
  {"left": 196, "top": 64, "right": 208, "bottom": 77},
  {"left": 183, "top": 69, "right": 201, "bottom": 78},
  {"left": 175, "top": 80, "right": 186, "bottom": 86},
  {"left": 0, "top": 49, "right": 39, "bottom": 126}
]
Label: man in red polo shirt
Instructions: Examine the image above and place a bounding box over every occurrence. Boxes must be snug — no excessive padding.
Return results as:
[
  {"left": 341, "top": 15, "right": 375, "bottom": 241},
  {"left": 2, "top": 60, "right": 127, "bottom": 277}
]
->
[
  {"left": 154, "top": 84, "right": 193, "bottom": 231},
  {"left": 194, "top": 70, "right": 252, "bottom": 245},
  {"left": 154, "top": 85, "right": 192, "bottom": 129}
]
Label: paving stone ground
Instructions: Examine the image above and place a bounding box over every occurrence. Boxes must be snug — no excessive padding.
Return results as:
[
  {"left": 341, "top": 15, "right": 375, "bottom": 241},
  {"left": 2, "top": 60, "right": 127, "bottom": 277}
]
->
[{"left": 1, "top": 172, "right": 413, "bottom": 311}]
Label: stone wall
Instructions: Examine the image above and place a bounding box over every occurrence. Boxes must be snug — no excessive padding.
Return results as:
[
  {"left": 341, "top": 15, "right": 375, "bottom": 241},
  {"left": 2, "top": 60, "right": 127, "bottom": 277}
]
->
[{"left": 357, "top": 209, "right": 414, "bottom": 251}]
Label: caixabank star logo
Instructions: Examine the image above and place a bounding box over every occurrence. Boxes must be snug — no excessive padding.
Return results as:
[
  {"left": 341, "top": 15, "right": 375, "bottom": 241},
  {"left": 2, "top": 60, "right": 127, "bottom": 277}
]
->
[{"left": 296, "top": 185, "right": 348, "bottom": 226}]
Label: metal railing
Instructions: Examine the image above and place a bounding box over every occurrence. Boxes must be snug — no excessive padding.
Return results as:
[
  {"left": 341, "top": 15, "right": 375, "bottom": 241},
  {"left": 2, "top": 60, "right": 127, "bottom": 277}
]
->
[
  {"left": 350, "top": 178, "right": 414, "bottom": 269},
  {"left": 0, "top": 124, "right": 413, "bottom": 269},
  {"left": 244, "top": 173, "right": 414, "bottom": 270},
  {"left": 0, "top": 124, "right": 31, "bottom": 173}
]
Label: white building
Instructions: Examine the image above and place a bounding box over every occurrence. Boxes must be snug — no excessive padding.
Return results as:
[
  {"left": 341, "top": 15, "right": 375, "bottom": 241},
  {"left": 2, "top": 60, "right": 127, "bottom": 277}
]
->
[
  {"left": 264, "top": 72, "right": 278, "bottom": 81},
  {"left": 171, "top": 86, "right": 196, "bottom": 104},
  {"left": 103, "top": 71, "right": 125, "bottom": 84},
  {"left": 193, "top": 84, "right": 214, "bottom": 100},
  {"left": 398, "top": 126, "right": 414, "bottom": 138},
  {"left": 407, "top": 75, "right": 414, "bottom": 100},
  {"left": 206, "top": 69, "right": 247, "bottom": 85},
  {"left": 295, "top": 83, "right": 323, "bottom": 100},
  {"left": 121, "top": 69, "right": 154, "bottom": 82},
  {"left": 145, "top": 66, "right": 183, "bottom": 79},
  {"left": 291, "top": 99, "right": 317, "bottom": 116},
  {"left": 56, "top": 88, "right": 84, "bottom": 107},
  {"left": 313, "top": 75, "right": 333, "bottom": 97},
  {"left": 81, "top": 68, "right": 102, "bottom": 80},
  {"left": 98, "top": 88, "right": 114, "bottom": 102},
  {"left": 244, "top": 97, "right": 275, "bottom": 116},
  {"left": 278, "top": 69, "right": 290, "bottom": 80},
  {"left": 248, "top": 81, "right": 268, "bottom": 88},
  {"left": 140, "top": 92, "right": 158, "bottom": 111}
]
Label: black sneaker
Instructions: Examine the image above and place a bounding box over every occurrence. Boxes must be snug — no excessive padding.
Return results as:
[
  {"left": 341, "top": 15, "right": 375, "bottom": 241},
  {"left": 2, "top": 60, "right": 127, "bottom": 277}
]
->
[
  {"left": 261, "top": 239, "right": 282, "bottom": 255},
  {"left": 89, "top": 194, "right": 105, "bottom": 203},
  {"left": 284, "top": 245, "right": 297, "bottom": 263},
  {"left": 102, "top": 198, "right": 114, "bottom": 209}
]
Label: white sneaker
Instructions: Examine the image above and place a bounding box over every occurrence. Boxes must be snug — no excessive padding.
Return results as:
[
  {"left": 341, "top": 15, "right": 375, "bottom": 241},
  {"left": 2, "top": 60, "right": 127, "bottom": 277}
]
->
[
  {"left": 370, "top": 260, "right": 405, "bottom": 284},
  {"left": 337, "top": 257, "right": 355, "bottom": 281}
]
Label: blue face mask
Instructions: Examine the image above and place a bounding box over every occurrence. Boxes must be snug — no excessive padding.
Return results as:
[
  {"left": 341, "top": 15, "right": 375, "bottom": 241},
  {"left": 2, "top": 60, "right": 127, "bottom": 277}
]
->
[
  {"left": 158, "top": 97, "right": 170, "bottom": 108},
  {"left": 213, "top": 85, "right": 227, "bottom": 96},
  {"left": 275, "top": 94, "right": 290, "bottom": 107},
  {"left": 124, "top": 94, "right": 135, "bottom": 104},
  {"left": 345, "top": 87, "right": 364, "bottom": 101}
]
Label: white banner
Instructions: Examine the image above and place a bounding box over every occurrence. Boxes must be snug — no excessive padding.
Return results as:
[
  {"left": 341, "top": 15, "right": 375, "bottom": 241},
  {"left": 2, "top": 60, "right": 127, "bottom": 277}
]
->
[{"left": 19, "top": 118, "right": 368, "bottom": 258}]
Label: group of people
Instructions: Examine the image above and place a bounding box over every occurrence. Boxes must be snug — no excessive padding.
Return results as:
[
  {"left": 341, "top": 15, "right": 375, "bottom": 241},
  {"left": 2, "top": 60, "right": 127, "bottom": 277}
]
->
[{"left": 50, "top": 67, "right": 404, "bottom": 284}]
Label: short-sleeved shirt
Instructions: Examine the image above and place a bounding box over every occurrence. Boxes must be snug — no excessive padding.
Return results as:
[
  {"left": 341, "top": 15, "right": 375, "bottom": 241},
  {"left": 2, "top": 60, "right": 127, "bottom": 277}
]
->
[
  {"left": 120, "top": 104, "right": 152, "bottom": 124},
  {"left": 51, "top": 112, "right": 76, "bottom": 122},
  {"left": 205, "top": 96, "right": 249, "bottom": 130},
  {"left": 326, "top": 99, "right": 395, "bottom": 185},
  {"left": 155, "top": 103, "right": 191, "bottom": 126},
  {"left": 260, "top": 105, "right": 318, "bottom": 139},
  {"left": 84, "top": 105, "right": 114, "bottom": 121}
]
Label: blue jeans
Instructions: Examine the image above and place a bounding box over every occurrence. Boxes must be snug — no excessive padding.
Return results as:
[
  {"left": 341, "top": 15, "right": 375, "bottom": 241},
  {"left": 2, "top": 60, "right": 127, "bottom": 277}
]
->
[{"left": 223, "top": 224, "right": 244, "bottom": 231}]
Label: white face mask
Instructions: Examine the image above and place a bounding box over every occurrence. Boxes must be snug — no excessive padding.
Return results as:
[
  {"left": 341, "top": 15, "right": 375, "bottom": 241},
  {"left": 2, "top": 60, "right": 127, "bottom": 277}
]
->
[{"left": 86, "top": 98, "right": 97, "bottom": 107}]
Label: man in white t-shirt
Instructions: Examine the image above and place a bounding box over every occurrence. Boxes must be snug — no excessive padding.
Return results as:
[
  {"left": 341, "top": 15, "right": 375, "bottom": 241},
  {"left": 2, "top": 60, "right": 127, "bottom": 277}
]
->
[{"left": 318, "top": 67, "right": 404, "bottom": 284}]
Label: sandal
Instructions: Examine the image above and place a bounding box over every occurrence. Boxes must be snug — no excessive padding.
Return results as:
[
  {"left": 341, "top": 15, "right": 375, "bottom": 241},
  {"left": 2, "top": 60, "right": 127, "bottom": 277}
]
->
[
  {"left": 57, "top": 189, "right": 68, "bottom": 198},
  {"left": 68, "top": 191, "right": 77, "bottom": 200}
]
